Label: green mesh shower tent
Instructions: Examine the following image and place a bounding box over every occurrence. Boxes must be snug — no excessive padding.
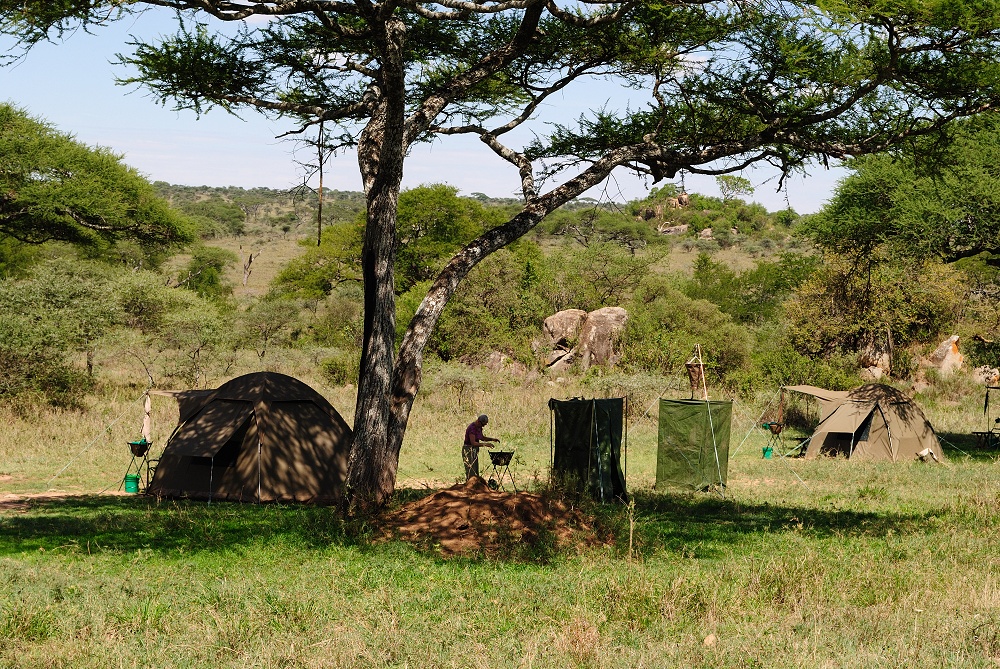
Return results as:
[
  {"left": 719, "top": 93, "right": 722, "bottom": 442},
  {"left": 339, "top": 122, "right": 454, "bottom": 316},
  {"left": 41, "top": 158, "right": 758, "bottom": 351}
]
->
[
  {"left": 548, "top": 397, "right": 628, "bottom": 503},
  {"left": 656, "top": 399, "right": 733, "bottom": 492}
]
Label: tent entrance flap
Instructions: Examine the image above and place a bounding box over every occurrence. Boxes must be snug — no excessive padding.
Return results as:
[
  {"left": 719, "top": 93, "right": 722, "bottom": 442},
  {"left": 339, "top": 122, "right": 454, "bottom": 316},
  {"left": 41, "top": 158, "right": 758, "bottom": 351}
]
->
[
  {"left": 656, "top": 399, "right": 732, "bottom": 491},
  {"left": 167, "top": 400, "right": 255, "bottom": 458}
]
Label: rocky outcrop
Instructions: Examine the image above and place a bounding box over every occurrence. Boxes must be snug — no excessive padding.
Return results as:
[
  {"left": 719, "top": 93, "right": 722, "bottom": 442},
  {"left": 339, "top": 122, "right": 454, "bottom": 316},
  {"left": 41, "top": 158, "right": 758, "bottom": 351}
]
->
[
  {"left": 482, "top": 351, "right": 532, "bottom": 379},
  {"left": 923, "top": 335, "right": 964, "bottom": 378},
  {"left": 860, "top": 366, "right": 884, "bottom": 382},
  {"left": 859, "top": 340, "right": 891, "bottom": 377},
  {"left": 974, "top": 365, "right": 1000, "bottom": 385},
  {"left": 578, "top": 307, "right": 628, "bottom": 370},
  {"left": 543, "top": 309, "right": 587, "bottom": 349},
  {"left": 540, "top": 307, "right": 628, "bottom": 372},
  {"left": 657, "top": 223, "right": 689, "bottom": 235}
]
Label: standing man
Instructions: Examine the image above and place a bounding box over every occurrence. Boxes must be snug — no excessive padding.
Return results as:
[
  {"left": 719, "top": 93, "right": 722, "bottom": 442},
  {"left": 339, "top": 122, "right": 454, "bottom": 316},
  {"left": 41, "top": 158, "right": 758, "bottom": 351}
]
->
[{"left": 463, "top": 414, "right": 500, "bottom": 481}]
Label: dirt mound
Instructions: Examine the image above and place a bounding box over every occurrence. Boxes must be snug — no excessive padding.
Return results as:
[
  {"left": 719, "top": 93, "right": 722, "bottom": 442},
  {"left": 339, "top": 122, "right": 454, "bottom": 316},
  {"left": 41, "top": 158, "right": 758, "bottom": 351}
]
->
[{"left": 380, "top": 477, "right": 603, "bottom": 557}]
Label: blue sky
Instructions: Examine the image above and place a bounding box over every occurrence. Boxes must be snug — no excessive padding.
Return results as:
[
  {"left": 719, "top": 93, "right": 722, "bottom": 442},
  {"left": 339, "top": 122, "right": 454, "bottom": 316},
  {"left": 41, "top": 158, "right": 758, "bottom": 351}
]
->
[{"left": 0, "top": 11, "right": 845, "bottom": 213}]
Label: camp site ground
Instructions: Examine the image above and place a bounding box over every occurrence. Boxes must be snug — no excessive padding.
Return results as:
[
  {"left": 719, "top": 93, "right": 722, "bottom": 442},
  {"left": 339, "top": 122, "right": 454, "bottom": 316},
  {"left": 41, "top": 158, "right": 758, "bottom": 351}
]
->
[{"left": 2, "top": 375, "right": 1000, "bottom": 668}]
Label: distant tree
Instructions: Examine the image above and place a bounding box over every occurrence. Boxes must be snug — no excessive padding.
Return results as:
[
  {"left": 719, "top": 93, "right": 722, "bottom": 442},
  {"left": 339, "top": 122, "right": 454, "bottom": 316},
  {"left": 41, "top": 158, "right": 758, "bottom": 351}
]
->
[
  {"left": 561, "top": 243, "right": 654, "bottom": 310},
  {"left": 157, "top": 298, "right": 227, "bottom": 387},
  {"left": 622, "top": 275, "right": 752, "bottom": 381},
  {"left": 686, "top": 253, "right": 818, "bottom": 324},
  {"left": 272, "top": 220, "right": 364, "bottom": 299},
  {"left": 238, "top": 299, "right": 301, "bottom": 360},
  {"left": 9, "top": 0, "right": 1000, "bottom": 510},
  {"left": 716, "top": 175, "right": 754, "bottom": 203},
  {"left": 430, "top": 243, "right": 549, "bottom": 361},
  {"left": 395, "top": 185, "right": 499, "bottom": 293},
  {"left": 546, "top": 208, "right": 655, "bottom": 253},
  {"left": 176, "top": 246, "right": 237, "bottom": 300},
  {"left": 785, "top": 255, "right": 965, "bottom": 372},
  {"left": 0, "top": 104, "right": 193, "bottom": 254},
  {"left": 0, "top": 259, "right": 122, "bottom": 404}
]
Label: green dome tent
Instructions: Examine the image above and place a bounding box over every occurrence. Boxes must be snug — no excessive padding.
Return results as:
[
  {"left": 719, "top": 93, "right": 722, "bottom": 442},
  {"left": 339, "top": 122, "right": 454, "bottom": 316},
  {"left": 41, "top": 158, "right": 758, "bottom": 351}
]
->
[{"left": 149, "top": 372, "right": 352, "bottom": 503}]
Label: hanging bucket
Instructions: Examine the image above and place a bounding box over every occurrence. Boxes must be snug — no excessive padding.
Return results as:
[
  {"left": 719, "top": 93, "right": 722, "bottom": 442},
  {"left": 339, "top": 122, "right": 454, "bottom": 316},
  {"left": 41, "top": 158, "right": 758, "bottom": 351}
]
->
[
  {"left": 124, "top": 474, "right": 141, "bottom": 494},
  {"left": 762, "top": 446, "right": 773, "bottom": 459}
]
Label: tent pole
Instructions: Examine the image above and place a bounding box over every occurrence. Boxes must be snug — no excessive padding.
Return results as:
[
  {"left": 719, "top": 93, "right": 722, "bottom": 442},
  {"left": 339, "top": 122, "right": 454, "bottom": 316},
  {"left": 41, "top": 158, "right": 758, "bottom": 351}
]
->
[
  {"left": 877, "top": 404, "right": 894, "bottom": 462},
  {"left": 257, "top": 438, "right": 262, "bottom": 504},
  {"left": 549, "top": 406, "right": 554, "bottom": 485},
  {"left": 47, "top": 387, "right": 150, "bottom": 493},
  {"left": 695, "top": 345, "right": 725, "bottom": 498},
  {"left": 624, "top": 396, "right": 628, "bottom": 488},
  {"left": 208, "top": 456, "right": 214, "bottom": 506},
  {"left": 589, "top": 399, "right": 599, "bottom": 502},
  {"left": 775, "top": 442, "right": 811, "bottom": 491}
]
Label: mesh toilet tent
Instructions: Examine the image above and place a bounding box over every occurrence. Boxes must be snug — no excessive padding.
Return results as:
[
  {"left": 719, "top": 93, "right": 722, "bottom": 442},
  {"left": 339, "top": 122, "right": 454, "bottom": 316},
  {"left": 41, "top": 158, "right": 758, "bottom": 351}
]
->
[
  {"left": 149, "top": 372, "right": 352, "bottom": 503},
  {"left": 656, "top": 398, "right": 733, "bottom": 492},
  {"left": 548, "top": 397, "right": 628, "bottom": 502}
]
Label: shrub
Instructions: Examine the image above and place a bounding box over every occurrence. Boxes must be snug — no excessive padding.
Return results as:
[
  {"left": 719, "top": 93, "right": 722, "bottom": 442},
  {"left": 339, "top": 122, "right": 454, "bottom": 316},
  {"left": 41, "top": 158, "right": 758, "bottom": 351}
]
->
[
  {"left": 320, "top": 350, "right": 359, "bottom": 386},
  {"left": 0, "top": 314, "right": 91, "bottom": 408},
  {"left": 621, "top": 277, "right": 752, "bottom": 381}
]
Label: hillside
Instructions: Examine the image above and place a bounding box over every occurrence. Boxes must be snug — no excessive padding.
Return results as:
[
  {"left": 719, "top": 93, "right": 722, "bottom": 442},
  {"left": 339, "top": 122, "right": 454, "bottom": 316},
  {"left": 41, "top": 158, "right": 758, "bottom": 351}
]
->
[{"left": 1, "top": 178, "right": 994, "bottom": 422}]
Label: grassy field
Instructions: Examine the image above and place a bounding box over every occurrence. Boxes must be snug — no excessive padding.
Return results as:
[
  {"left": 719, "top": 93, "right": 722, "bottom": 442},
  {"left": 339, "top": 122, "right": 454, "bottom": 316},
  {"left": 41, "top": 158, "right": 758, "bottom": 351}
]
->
[{"left": 2, "top": 366, "right": 1000, "bottom": 668}]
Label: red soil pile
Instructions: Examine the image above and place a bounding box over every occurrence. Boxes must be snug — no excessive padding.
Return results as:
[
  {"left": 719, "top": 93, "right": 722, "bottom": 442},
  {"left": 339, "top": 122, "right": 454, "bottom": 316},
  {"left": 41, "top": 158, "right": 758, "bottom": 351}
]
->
[{"left": 379, "top": 477, "right": 603, "bottom": 557}]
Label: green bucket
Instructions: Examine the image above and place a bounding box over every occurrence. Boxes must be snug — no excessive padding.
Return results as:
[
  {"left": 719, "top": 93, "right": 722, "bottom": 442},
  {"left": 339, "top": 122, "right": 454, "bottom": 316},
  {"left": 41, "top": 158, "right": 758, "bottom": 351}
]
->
[
  {"left": 124, "top": 474, "right": 141, "bottom": 494},
  {"left": 762, "top": 446, "right": 773, "bottom": 459}
]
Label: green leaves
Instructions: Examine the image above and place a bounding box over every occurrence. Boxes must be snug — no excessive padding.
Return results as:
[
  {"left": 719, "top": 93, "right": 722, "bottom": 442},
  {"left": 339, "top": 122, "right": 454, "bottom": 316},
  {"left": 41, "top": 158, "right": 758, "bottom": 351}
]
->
[
  {"left": 805, "top": 114, "right": 1000, "bottom": 263},
  {"left": 395, "top": 184, "right": 498, "bottom": 293},
  {"left": 0, "top": 104, "right": 194, "bottom": 254},
  {"left": 121, "top": 22, "right": 270, "bottom": 115},
  {"left": 0, "top": 0, "right": 133, "bottom": 51}
]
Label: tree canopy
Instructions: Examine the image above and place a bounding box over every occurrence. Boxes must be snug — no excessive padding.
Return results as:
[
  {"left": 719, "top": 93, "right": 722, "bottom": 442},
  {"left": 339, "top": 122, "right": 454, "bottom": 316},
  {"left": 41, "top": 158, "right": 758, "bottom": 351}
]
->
[
  {"left": 7, "top": 0, "right": 1000, "bottom": 510},
  {"left": 0, "top": 103, "right": 194, "bottom": 256},
  {"left": 805, "top": 114, "right": 1000, "bottom": 265}
]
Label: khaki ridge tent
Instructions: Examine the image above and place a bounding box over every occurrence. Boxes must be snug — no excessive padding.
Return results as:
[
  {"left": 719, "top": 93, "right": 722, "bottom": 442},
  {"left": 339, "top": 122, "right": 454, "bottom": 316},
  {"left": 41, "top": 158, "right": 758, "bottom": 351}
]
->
[
  {"left": 148, "top": 371, "right": 352, "bottom": 503},
  {"left": 783, "top": 384, "right": 943, "bottom": 462}
]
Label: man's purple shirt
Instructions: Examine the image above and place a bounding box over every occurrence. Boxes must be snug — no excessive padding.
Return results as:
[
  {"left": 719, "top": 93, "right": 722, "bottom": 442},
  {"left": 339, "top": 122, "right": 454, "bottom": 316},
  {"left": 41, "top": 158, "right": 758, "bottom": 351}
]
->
[{"left": 464, "top": 421, "right": 484, "bottom": 446}]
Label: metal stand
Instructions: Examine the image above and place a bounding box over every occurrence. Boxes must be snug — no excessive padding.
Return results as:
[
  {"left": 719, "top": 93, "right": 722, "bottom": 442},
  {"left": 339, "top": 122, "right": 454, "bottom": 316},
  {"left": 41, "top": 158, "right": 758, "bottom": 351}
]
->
[
  {"left": 761, "top": 422, "right": 783, "bottom": 458},
  {"left": 120, "top": 439, "right": 154, "bottom": 492},
  {"left": 486, "top": 450, "right": 517, "bottom": 492}
]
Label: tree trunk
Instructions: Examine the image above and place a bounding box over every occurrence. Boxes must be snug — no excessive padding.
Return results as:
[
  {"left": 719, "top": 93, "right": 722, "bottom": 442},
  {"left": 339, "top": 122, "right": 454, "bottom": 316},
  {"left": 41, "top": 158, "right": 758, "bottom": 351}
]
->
[
  {"left": 345, "top": 16, "right": 408, "bottom": 514},
  {"left": 383, "top": 207, "right": 548, "bottom": 464},
  {"left": 317, "top": 120, "right": 325, "bottom": 247},
  {"left": 348, "top": 109, "right": 644, "bottom": 510},
  {"left": 383, "top": 153, "right": 639, "bottom": 478}
]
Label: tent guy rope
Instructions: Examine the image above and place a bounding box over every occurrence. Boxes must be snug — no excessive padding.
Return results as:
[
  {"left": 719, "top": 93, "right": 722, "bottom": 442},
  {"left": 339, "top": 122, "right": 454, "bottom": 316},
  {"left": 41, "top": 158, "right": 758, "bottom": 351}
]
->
[{"left": 45, "top": 385, "right": 152, "bottom": 492}]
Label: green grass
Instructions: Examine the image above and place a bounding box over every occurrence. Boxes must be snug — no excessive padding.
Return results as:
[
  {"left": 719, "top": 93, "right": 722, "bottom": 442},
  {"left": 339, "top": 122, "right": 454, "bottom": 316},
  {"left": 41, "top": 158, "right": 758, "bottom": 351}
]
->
[{"left": 3, "top": 368, "right": 1000, "bottom": 667}]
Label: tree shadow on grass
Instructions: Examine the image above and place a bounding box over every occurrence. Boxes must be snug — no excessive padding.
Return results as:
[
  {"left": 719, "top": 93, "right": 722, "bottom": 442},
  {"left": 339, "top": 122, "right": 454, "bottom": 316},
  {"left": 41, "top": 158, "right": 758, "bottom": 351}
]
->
[
  {"left": 612, "top": 491, "right": 940, "bottom": 560},
  {"left": 0, "top": 487, "right": 945, "bottom": 562},
  {"left": 0, "top": 495, "right": 369, "bottom": 557},
  {"left": 938, "top": 431, "right": 1000, "bottom": 463}
]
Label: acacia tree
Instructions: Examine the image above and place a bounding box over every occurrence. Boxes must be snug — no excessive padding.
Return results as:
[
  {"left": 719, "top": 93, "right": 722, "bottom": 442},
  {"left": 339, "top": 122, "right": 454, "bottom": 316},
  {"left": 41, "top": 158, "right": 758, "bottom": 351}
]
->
[
  {"left": 6, "top": 0, "right": 1000, "bottom": 511},
  {"left": 0, "top": 103, "right": 193, "bottom": 255},
  {"left": 806, "top": 114, "right": 1000, "bottom": 265}
]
